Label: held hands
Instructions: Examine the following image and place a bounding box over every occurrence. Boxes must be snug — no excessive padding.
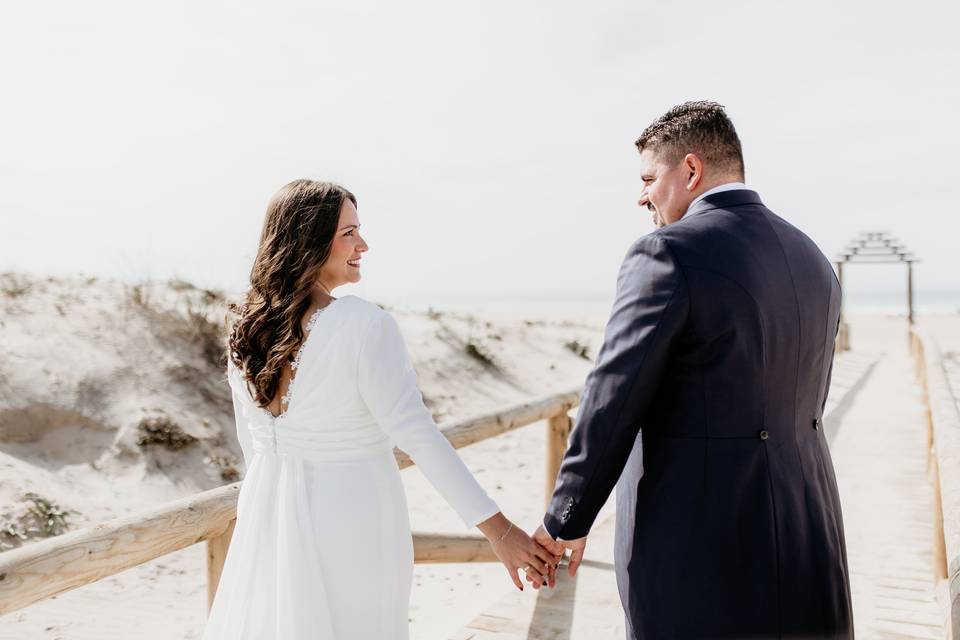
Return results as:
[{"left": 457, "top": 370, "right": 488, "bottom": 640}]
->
[
  {"left": 525, "top": 525, "right": 587, "bottom": 586},
  {"left": 478, "top": 513, "right": 563, "bottom": 591}
]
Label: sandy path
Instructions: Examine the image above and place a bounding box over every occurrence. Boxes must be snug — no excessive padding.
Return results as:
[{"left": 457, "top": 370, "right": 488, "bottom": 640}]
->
[{"left": 831, "top": 315, "right": 948, "bottom": 637}]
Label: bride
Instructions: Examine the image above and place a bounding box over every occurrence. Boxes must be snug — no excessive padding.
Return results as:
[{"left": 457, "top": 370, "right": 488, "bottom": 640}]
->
[{"left": 202, "top": 179, "right": 559, "bottom": 639}]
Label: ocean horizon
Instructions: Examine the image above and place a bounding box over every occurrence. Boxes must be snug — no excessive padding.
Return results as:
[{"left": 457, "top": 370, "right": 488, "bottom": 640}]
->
[{"left": 373, "top": 289, "right": 960, "bottom": 316}]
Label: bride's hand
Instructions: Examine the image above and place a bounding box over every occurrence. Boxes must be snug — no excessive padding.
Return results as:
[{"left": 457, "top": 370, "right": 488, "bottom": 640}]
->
[{"left": 478, "top": 513, "right": 561, "bottom": 591}]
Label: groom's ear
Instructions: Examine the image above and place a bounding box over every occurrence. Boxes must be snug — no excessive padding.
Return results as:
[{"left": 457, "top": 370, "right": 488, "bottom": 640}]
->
[{"left": 683, "top": 153, "right": 704, "bottom": 191}]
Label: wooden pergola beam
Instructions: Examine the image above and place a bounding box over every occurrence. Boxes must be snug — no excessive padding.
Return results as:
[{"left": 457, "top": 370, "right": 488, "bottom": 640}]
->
[{"left": 834, "top": 230, "right": 919, "bottom": 329}]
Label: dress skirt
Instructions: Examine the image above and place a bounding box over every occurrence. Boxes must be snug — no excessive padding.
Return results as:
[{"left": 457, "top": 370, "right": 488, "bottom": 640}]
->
[{"left": 201, "top": 445, "right": 414, "bottom": 639}]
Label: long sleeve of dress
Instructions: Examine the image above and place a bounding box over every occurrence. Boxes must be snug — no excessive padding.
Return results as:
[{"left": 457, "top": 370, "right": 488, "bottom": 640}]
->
[
  {"left": 357, "top": 311, "right": 501, "bottom": 529},
  {"left": 227, "top": 360, "right": 255, "bottom": 471}
]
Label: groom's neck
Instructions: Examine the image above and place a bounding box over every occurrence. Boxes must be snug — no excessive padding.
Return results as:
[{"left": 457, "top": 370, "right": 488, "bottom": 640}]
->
[
  {"left": 694, "top": 173, "right": 745, "bottom": 197},
  {"left": 683, "top": 174, "right": 744, "bottom": 207}
]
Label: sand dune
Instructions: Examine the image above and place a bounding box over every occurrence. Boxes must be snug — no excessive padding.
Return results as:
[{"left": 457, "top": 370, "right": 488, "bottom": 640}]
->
[{"left": 0, "top": 272, "right": 607, "bottom": 639}]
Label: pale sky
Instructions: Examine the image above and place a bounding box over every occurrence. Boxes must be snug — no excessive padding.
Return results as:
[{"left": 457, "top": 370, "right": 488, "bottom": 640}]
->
[{"left": 2, "top": 0, "right": 958, "bottom": 308}]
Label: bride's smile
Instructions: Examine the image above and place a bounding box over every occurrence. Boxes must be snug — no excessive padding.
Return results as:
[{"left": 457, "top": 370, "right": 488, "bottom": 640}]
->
[{"left": 317, "top": 198, "right": 368, "bottom": 290}]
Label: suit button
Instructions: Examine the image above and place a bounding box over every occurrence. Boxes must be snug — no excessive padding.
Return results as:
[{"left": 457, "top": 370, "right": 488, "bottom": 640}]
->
[
  {"left": 813, "top": 418, "right": 820, "bottom": 431},
  {"left": 759, "top": 430, "right": 769, "bottom": 441}
]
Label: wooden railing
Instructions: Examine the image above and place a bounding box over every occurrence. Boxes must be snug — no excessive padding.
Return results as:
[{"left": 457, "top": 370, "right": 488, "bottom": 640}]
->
[
  {"left": 910, "top": 329, "right": 960, "bottom": 637},
  {"left": 0, "top": 387, "right": 581, "bottom": 617}
]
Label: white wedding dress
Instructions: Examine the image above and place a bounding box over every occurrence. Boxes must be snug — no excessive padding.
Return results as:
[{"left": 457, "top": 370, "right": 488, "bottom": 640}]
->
[{"left": 201, "top": 295, "right": 500, "bottom": 639}]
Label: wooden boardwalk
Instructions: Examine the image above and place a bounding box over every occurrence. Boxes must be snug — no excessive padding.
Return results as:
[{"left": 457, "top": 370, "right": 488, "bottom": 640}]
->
[
  {"left": 453, "top": 318, "right": 950, "bottom": 639},
  {"left": 831, "top": 321, "right": 948, "bottom": 638}
]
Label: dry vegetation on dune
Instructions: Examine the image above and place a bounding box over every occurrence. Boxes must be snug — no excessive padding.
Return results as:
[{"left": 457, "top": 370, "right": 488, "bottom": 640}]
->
[
  {"left": 0, "top": 272, "right": 239, "bottom": 548},
  {"left": 0, "top": 491, "right": 78, "bottom": 552}
]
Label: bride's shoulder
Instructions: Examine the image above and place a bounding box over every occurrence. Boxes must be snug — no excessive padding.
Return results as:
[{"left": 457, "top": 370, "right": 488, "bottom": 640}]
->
[
  {"left": 336, "top": 296, "right": 403, "bottom": 340},
  {"left": 335, "top": 295, "right": 386, "bottom": 317},
  {"left": 335, "top": 295, "right": 393, "bottom": 327}
]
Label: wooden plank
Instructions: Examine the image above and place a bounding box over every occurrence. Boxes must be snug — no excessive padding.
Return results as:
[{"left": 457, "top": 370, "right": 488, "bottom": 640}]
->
[
  {"left": 0, "top": 482, "right": 240, "bottom": 615},
  {"left": 396, "top": 388, "right": 580, "bottom": 469},
  {"left": 413, "top": 533, "right": 497, "bottom": 563}
]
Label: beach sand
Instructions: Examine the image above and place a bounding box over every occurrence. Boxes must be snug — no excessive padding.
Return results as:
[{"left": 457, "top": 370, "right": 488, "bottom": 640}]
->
[{"left": 0, "top": 274, "right": 608, "bottom": 639}]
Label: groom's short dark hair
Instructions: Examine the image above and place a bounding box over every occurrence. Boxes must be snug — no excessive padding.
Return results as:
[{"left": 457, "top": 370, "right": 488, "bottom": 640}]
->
[{"left": 635, "top": 101, "right": 744, "bottom": 178}]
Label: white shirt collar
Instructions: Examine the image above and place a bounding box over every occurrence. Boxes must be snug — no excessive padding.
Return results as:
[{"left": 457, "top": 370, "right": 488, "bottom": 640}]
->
[{"left": 686, "top": 182, "right": 748, "bottom": 213}]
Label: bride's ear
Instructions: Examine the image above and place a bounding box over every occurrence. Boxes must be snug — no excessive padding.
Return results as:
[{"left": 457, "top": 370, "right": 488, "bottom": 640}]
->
[{"left": 683, "top": 153, "right": 703, "bottom": 191}]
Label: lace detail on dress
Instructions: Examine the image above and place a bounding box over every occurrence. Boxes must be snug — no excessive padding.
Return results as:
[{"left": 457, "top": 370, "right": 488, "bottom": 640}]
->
[
  {"left": 278, "top": 303, "right": 329, "bottom": 413},
  {"left": 236, "top": 297, "right": 344, "bottom": 422}
]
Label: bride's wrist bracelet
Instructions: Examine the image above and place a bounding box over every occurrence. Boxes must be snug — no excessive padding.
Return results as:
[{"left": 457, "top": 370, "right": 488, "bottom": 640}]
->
[{"left": 492, "top": 522, "right": 514, "bottom": 544}]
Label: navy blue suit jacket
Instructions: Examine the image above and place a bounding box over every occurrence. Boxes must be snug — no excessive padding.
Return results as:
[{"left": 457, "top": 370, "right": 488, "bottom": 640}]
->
[{"left": 544, "top": 189, "right": 852, "bottom": 638}]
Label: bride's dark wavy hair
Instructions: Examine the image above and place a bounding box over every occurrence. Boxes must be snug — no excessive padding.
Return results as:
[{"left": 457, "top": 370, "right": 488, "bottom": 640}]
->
[{"left": 227, "top": 179, "right": 356, "bottom": 408}]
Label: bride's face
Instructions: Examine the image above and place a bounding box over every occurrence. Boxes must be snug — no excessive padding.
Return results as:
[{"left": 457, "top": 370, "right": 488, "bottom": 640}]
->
[{"left": 318, "top": 199, "right": 368, "bottom": 291}]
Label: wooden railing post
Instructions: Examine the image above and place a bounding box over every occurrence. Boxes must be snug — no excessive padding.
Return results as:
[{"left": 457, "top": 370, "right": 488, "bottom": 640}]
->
[
  {"left": 206, "top": 518, "right": 236, "bottom": 612},
  {"left": 545, "top": 413, "right": 572, "bottom": 510}
]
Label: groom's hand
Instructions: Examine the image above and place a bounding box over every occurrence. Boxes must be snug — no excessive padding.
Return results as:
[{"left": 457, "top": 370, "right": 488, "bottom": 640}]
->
[
  {"left": 480, "top": 514, "right": 561, "bottom": 591},
  {"left": 531, "top": 525, "right": 587, "bottom": 578}
]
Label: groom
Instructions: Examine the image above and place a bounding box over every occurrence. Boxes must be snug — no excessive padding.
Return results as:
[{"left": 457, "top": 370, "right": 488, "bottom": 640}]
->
[{"left": 531, "top": 101, "right": 853, "bottom": 638}]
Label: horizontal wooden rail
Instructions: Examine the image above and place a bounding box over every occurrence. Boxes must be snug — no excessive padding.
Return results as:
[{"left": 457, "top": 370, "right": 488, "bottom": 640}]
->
[
  {"left": 0, "top": 483, "right": 240, "bottom": 615},
  {"left": 0, "top": 386, "right": 581, "bottom": 616},
  {"left": 910, "top": 329, "right": 960, "bottom": 636},
  {"left": 413, "top": 533, "right": 498, "bottom": 564},
  {"left": 394, "top": 387, "right": 580, "bottom": 469}
]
